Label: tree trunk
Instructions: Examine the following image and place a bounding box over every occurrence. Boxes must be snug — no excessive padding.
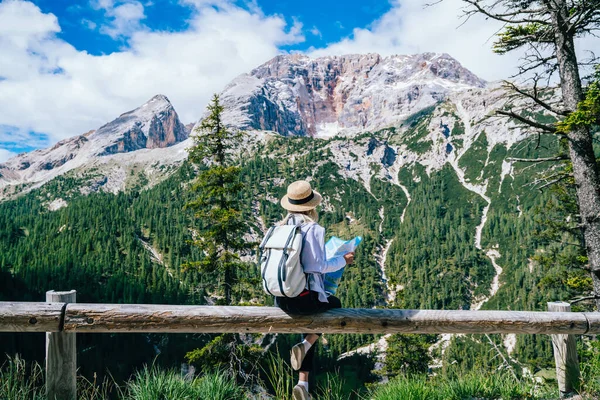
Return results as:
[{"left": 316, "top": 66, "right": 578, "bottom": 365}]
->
[
  {"left": 224, "top": 266, "right": 231, "bottom": 305},
  {"left": 553, "top": 0, "right": 600, "bottom": 310}
]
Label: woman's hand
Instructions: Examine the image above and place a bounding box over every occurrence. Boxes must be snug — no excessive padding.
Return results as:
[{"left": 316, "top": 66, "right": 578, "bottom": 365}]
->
[{"left": 343, "top": 252, "right": 355, "bottom": 265}]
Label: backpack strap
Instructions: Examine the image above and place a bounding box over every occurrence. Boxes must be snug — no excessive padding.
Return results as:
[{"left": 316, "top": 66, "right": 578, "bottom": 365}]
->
[
  {"left": 257, "top": 226, "right": 275, "bottom": 264},
  {"left": 300, "top": 222, "right": 317, "bottom": 293},
  {"left": 259, "top": 226, "right": 276, "bottom": 297},
  {"left": 277, "top": 225, "right": 299, "bottom": 298},
  {"left": 259, "top": 226, "right": 275, "bottom": 250}
]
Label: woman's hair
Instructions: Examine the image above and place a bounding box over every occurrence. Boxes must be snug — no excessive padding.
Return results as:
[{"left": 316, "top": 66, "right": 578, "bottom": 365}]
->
[{"left": 281, "top": 208, "right": 319, "bottom": 225}]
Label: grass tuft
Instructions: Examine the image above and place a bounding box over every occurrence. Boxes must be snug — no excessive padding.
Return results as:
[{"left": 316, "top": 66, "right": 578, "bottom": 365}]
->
[
  {"left": 0, "top": 355, "right": 44, "bottom": 400},
  {"left": 123, "top": 365, "right": 245, "bottom": 400},
  {"left": 368, "top": 372, "right": 559, "bottom": 400}
]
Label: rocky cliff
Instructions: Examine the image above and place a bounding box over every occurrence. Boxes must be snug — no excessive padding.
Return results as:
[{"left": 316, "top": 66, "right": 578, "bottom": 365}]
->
[
  {"left": 97, "top": 95, "right": 188, "bottom": 155},
  {"left": 0, "top": 95, "right": 189, "bottom": 198},
  {"left": 218, "top": 53, "right": 487, "bottom": 137}
]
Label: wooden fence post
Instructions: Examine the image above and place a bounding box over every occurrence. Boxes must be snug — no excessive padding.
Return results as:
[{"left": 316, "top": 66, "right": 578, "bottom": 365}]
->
[
  {"left": 548, "top": 301, "right": 580, "bottom": 398},
  {"left": 46, "top": 290, "right": 76, "bottom": 400}
]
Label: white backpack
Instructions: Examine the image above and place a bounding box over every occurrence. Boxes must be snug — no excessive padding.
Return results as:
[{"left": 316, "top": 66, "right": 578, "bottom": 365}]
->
[{"left": 259, "top": 219, "right": 310, "bottom": 297}]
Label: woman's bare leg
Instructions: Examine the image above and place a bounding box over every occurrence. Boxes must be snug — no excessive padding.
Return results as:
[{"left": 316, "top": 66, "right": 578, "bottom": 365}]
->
[{"left": 305, "top": 334, "right": 319, "bottom": 345}]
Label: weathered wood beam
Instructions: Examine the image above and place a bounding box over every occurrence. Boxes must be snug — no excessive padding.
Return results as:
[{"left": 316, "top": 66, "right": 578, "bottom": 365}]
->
[
  {"left": 548, "top": 302, "right": 580, "bottom": 398},
  {"left": 46, "top": 290, "right": 77, "bottom": 400},
  {"left": 60, "top": 304, "right": 600, "bottom": 335},
  {"left": 587, "top": 312, "right": 600, "bottom": 333},
  {"left": 0, "top": 302, "right": 64, "bottom": 332},
  {"left": 2, "top": 302, "right": 599, "bottom": 335}
]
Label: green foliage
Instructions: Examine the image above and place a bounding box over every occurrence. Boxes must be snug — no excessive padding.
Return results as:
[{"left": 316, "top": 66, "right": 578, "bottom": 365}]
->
[
  {"left": 388, "top": 165, "right": 493, "bottom": 309},
  {"left": 368, "top": 372, "right": 557, "bottom": 400},
  {"left": 262, "top": 352, "right": 295, "bottom": 400},
  {"left": 185, "top": 94, "right": 253, "bottom": 304},
  {"left": 558, "top": 65, "right": 600, "bottom": 133},
  {"left": 383, "top": 334, "right": 436, "bottom": 377},
  {"left": 580, "top": 337, "right": 600, "bottom": 396},
  {"left": 458, "top": 131, "right": 488, "bottom": 183},
  {"left": 123, "top": 365, "right": 245, "bottom": 400},
  {"left": 533, "top": 178, "right": 591, "bottom": 304},
  {"left": 6, "top": 352, "right": 600, "bottom": 400},
  {"left": 493, "top": 23, "right": 553, "bottom": 55},
  {"left": 316, "top": 373, "right": 348, "bottom": 400},
  {"left": 184, "top": 334, "right": 263, "bottom": 379},
  {"left": 0, "top": 356, "right": 44, "bottom": 400}
]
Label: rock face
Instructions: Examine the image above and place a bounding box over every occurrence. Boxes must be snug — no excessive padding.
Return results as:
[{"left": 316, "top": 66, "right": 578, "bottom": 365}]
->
[
  {"left": 0, "top": 95, "right": 188, "bottom": 197},
  {"left": 218, "top": 53, "right": 486, "bottom": 137},
  {"left": 1, "top": 52, "right": 511, "bottom": 201},
  {"left": 96, "top": 95, "right": 188, "bottom": 155}
]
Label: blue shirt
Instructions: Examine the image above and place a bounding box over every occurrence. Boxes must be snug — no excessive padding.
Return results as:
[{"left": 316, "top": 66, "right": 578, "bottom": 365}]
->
[{"left": 286, "top": 214, "right": 346, "bottom": 302}]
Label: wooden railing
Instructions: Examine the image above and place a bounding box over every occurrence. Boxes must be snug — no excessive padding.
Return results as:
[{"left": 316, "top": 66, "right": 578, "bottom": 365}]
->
[{"left": 2, "top": 290, "right": 598, "bottom": 399}]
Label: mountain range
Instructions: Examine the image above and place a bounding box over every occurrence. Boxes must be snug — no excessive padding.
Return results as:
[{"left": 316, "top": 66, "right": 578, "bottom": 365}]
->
[
  {"left": 0, "top": 52, "right": 525, "bottom": 202},
  {"left": 0, "top": 52, "right": 572, "bottom": 373}
]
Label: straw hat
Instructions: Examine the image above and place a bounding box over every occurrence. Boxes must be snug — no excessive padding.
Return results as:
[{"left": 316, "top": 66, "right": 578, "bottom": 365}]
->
[{"left": 280, "top": 180, "right": 322, "bottom": 212}]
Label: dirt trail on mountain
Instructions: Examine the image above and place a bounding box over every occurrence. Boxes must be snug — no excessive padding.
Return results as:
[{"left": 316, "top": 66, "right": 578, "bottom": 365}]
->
[
  {"left": 376, "top": 239, "right": 396, "bottom": 305},
  {"left": 471, "top": 249, "right": 503, "bottom": 310}
]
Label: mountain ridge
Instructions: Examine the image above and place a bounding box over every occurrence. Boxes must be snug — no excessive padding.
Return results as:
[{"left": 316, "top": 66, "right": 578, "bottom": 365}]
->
[
  {"left": 0, "top": 94, "right": 190, "bottom": 199},
  {"left": 217, "top": 52, "right": 487, "bottom": 137},
  {"left": 0, "top": 51, "right": 528, "bottom": 203}
]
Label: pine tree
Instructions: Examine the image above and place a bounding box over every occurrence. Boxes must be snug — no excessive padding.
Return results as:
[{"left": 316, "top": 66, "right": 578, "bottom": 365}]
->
[
  {"left": 456, "top": 0, "right": 600, "bottom": 309},
  {"left": 185, "top": 94, "right": 252, "bottom": 305}
]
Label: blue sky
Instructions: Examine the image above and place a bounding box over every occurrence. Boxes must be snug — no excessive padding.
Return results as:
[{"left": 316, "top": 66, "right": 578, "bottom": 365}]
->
[
  {"left": 30, "top": 0, "right": 394, "bottom": 56},
  {"left": 1, "top": 0, "right": 597, "bottom": 161}
]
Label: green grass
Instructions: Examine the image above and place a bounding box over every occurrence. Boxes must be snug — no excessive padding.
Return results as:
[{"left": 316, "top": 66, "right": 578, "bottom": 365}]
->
[
  {"left": 0, "top": 358, "right": 246, "bottom": 400},
  {"left": 123, "top": 366, "right": 245, "bottom": 400},
  {"left": 368, "top": 373, "right": 558, "bottom": 400},
  {"left": 262, "top": 353, "right": 296, "bottom": 400},
  {"left": 4, "top": 350, "right": 600, "bottom": 400},
  {"left": 0, "top": 356, "right": 44, "bottom": 400}
]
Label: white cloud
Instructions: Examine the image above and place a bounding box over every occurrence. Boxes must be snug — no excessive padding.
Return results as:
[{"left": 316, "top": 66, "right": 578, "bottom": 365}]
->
[
  {"left": 311, "top": 0, "right": 521, "bottom": 81},
  {"left": 311, "top": 0, "right": 600, "bottom": 83},
  {"left": 0, "top": 148, "right": 16, "bottom": 162},
  {"left": 91, "top": 0, "right": 116, "bottom": 10},
  {"left": 100, "top": 1, "right": 147, "bottom": 39},
  {"left": 0, "top": 0, "right": 303, "bottom": 146},
  {"left": 3, "top": 0, "right": 598, "bottom": 155},
  {"left": 82, "top": 19, "right": 98, "bottom": 30}
]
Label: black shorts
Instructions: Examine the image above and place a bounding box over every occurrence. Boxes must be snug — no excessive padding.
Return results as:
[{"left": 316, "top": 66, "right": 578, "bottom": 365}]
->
[{"left": 275, "top": 290, "right": 341, "bottom": 315}]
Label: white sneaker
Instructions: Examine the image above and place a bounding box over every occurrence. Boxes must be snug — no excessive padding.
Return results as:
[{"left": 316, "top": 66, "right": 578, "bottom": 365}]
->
[
  {"left": 292, "top": 384, "right": 311, "bottom": 400},
  {"left": 290, "top": 343, "right": 306, "bottom": 371}
]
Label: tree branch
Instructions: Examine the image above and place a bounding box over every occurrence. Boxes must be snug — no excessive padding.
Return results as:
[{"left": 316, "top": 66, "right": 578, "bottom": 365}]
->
[
  {"left": 462, "top": 0, "right": 552, "bottom": 24},
  {"left": 502, "top": 81, "right": 568, "bottom": 115},
  {"left": 512, "top": 53, "right": 557, "bottom": 78},
  {"left": 507, "top": 156, "right": 569, "bottom": 162},
  {"left": 570, "top": 295, "right": 600, "bottom": 305},
  {"left": 568, "top": 4, "right": 600, "bottom": 33},
  {"left": 496, "top": 110, "right": 557, "bottom": 132},
  {"left": 537, "top": 175, "right": 570, "bottom": 191}
]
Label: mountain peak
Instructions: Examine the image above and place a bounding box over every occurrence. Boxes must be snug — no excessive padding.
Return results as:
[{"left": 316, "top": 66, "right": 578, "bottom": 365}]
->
[
  {"left": 145, "top": 94, "right": 171, "bottom": 106},
  {"left": 93, "top": 95, "right": 186, "bottom": 155},
  {"left": 252, "top": 52, "right": 485, "bottom": 88},
  {"left": 150, "top": 94, "right": 170, "bottom": 102},
  {"left": 219, "top": 51, "right": 486, "bottom": 137},
  {"left": 0, "top": 95, "right": 188, "bottom": 196}
]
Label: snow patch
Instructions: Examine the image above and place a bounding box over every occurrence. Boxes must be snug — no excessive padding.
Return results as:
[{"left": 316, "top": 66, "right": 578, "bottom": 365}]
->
[
  {"left": 47, "top": 198, "right": 67, "bottom": 211},
  {"left": 315, "top": 122, "right": 341, "bottom": 138}
]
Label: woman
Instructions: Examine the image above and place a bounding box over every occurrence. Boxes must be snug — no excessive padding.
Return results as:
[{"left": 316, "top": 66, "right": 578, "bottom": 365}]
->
[{"left": 275, "top": 180, "right": 354, "bottom": 400}]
